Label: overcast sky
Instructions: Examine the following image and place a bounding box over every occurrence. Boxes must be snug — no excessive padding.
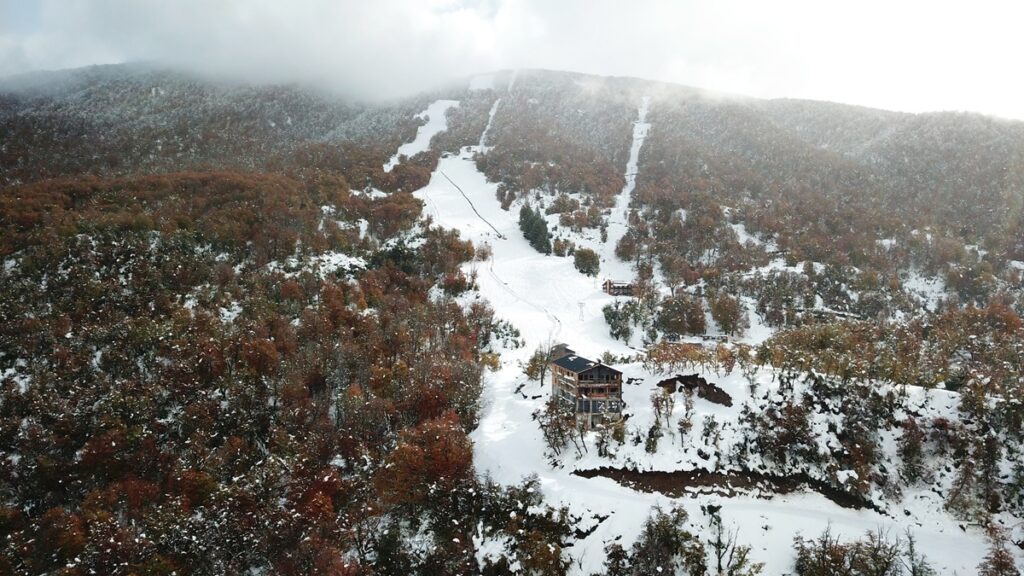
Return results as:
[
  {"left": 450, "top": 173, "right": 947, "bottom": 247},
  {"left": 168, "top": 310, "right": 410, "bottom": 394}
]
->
[{"left": 1, "top": 0, "right": 1022, "bottom": 119}]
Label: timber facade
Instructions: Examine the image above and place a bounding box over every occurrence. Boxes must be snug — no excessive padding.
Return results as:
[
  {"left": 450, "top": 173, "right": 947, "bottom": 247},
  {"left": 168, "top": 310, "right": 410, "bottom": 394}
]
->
[
  {"left": 602, "top": 279, "right": 634, "bottom": 296},
  {"left": 549, "top": 348, "right": 624, "bottom": 428}
]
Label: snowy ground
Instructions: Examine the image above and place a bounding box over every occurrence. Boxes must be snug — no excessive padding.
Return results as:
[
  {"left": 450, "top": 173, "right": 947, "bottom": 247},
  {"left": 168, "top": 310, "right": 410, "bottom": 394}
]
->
[
  {"left": 904, "top": 269, "right": 948, "bottom": 312},
  {"left": 384, "top": 99, "right": 460, "bottom": 172},
  {"left": 400, "top": 98, "right": 1017, "bottom": 574}
]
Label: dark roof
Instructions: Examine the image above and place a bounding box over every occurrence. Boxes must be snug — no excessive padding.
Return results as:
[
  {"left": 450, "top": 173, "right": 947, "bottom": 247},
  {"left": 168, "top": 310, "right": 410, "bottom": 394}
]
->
[{"left": 551, "top": 354, "right": 622, "bottom": 375}]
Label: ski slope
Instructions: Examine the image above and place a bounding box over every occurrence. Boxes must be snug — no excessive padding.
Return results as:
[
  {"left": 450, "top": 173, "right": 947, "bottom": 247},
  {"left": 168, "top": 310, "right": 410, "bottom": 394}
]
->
[
  {"left": 402, "top": 98, "right": 1011, "bottom": 574},
  {"left": 599, "top": 96, "right": 650, "bottom": 284},
  {"left": 384, "top": 99, "right": 460, "bottom": 172}
]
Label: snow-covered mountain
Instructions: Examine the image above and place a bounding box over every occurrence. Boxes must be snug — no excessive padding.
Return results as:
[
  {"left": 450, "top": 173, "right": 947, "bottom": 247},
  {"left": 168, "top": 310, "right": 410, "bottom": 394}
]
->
[{"left": 2, "top": 65, "right": 1023, "bottom": 574}]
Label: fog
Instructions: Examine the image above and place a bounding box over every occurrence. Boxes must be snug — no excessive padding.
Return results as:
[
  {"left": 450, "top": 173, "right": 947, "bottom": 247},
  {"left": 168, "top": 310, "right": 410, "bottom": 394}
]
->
[{"left": 1, "top": 0, "right": 1023, "bottom": 119}]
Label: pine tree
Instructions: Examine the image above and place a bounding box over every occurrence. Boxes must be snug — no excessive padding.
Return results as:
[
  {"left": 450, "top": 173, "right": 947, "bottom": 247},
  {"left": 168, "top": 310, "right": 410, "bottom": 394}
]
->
[
  {"left": 519, "top": 204, "right": 552, "bottom": 254},
  {"left": 629, "top": 506, "right": 707, "bottom": 576},
  {"left": 603, "top": 543, "right": 630, "bottom": 576}
]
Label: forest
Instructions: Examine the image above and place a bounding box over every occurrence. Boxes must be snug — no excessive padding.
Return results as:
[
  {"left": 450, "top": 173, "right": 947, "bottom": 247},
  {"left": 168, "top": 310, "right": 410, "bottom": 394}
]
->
[{"left": 0, "top": 164, "right": 583, "bottom": 573}]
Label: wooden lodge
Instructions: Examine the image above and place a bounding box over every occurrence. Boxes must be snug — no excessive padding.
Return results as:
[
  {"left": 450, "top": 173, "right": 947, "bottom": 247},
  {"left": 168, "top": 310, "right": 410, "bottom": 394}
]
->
[
  {"left": 602, "top": 279, "right": 634, "bottom": 297},
  {"left": 549, "top": 346, "right": 623, "bottom": 428}
]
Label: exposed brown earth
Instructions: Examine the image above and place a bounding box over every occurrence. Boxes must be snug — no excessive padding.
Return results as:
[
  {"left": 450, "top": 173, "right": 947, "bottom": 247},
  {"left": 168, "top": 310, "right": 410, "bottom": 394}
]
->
[
  {"left": 573, "top": 467, "right": 883, "bottom": 513},
  {"left": 657, "top": 373, "right": 733, "bottom": 407}
]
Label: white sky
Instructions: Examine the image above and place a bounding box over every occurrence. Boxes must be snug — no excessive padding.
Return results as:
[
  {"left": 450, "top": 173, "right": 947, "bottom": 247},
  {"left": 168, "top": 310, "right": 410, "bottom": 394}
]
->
[{"left": 1, "top": 0, "right": 1022, "bottom": 119}]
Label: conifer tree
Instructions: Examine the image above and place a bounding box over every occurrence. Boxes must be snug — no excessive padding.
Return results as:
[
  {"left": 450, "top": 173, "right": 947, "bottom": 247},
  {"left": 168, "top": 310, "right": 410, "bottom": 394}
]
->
[{"left": 519, "top": 204, "right": 552, "bottom": 254}]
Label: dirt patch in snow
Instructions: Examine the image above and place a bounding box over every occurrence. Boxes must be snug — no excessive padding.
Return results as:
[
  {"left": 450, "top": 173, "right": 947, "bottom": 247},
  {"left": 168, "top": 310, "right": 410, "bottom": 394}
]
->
[
  {"left": 657, "top": 374, "right": 733, "bottom": 407},
  {"left": 573, "top": 467, "right": 882, "bottom": 513}
]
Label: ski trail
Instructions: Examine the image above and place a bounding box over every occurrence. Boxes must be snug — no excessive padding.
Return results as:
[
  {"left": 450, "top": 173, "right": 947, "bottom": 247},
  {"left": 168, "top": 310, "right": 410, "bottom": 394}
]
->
[
  {"left": 484, "top": 261, "right": 562, "bottom": 341},
  {"left": 430, "top": 169, "right": 562, "bottom": 340},
  {"left": 609, "top": 97, "right": 650, "bottom": 244},
  {"left": 438, "top": 170, "right": 506, "bottom": 239},
  {"left": 422, "top": 96, "right": 560, "bottom": 342},
  {"left": 384, "top": 99, "right": 460, "bottom": 172},
  {"left": 478, "top": 98, "right": 501, "bottom": 150},
  {"left": 595, "top": 96, "right": 651, "bottom": 285},
  {"left": 623, "top": 97, "right": 650, "bottom": 194}
]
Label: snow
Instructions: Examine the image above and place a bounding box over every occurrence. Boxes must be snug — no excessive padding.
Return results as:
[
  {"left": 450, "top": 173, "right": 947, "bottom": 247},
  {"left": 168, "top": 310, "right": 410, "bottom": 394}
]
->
[
  {"left": 383, "top": 99, "right": 460, "bottom": 172},
  {"left": 737, "top": 296, "right": 775, "bottom": 345},
  {"left": 965, "top": 243, "right": 988, "bottom": 258},
  {"left": 598, "top": 96, "right": 650, "bottom": 284},
  {"left": 313, "top": 252, "right": 367, "bottom": 276},
  {"left": 903, "top": 270, "right": 948, "bottom": 312},
  {"left": 474, "top": 529, "right": 518, "bottom": 571},
  {"left": 1, "top": 360, "right": 30, "bottom": 393},
  {"left": 265, "top": 252, "right": 366, "bottom": 279},
  {"left": 835, "top": 469, "right": 858, "bottom": 484},
  {"left": 351, "top": 188, "right": 388, "bottom": 200},
  {"left": 405, "top": 101, "right": 1015, "bottom": 574},
  {"left": 478, "top": 98, "right": 501, "bottom": 150},
  {"left": 219, "top": 302, "right": 243, "bottom": 324},
  {"left": 729, "top": 221, "right": 776, "bottom": 252},
  {"left": 730, "top": 222, "right": 758, "bottom": 245}
]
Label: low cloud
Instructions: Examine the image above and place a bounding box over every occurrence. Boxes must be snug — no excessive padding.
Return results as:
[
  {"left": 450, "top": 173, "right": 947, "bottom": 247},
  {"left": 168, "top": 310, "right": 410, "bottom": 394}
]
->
[{"left": 1, "top": 0, "right": 1022, "bottom": 118}]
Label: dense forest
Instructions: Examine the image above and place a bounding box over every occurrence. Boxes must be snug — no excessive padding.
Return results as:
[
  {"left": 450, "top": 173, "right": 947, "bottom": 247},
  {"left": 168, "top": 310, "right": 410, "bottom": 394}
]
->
[{"left": 0, "top": 166, "right": 587, "bottom": 573}]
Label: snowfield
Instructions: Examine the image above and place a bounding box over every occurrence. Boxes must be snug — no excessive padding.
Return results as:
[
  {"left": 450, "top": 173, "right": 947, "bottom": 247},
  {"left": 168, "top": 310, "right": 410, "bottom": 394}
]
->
[{"left": 402, "top": 98, "right": 1018, "bottom": 574}]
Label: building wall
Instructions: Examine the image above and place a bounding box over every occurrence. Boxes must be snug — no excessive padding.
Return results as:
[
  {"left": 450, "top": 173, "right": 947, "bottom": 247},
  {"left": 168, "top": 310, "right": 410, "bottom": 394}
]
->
[
  {"left": 550, "top": 361, "right": 625, "bottom": 429},
  {"left": 602, "top": 281, "right": 634, "bottom": 296}
]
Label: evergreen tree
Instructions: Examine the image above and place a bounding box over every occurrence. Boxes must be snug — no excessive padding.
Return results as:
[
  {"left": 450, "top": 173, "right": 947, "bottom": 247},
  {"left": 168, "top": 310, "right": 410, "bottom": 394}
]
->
[
  {"left": 628, "top": 506, "right": 707, "bottom": 576},
  {"left": 519, "top": 204, "right": 552, "bottom": 254},
  {"left": 604, "top": 300, "right": 643, "bottom": 342}
]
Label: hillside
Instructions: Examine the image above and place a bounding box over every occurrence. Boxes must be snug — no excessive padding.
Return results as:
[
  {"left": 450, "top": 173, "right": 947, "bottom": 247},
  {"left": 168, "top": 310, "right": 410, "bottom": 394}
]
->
[{"left": 1, "top": 65, "right": 1023, "bottom": 574}]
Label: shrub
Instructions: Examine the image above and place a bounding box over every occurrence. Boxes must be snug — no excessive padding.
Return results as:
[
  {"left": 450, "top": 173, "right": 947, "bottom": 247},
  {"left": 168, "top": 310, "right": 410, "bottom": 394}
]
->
[{"left": 573, "top": 248, "right": 600, "bottom": 276}]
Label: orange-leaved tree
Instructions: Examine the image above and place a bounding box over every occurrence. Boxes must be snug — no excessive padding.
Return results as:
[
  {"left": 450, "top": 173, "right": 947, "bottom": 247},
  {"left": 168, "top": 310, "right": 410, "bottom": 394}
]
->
[{"left": 374, "top": 411, "right": 473, "bottom": 509}]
